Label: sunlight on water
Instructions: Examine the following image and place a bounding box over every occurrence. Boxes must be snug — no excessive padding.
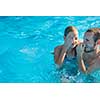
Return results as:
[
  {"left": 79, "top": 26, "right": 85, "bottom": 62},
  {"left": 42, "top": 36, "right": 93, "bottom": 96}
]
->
[{"left": 0, "top": 16, "right": 100, "bottom": 82}]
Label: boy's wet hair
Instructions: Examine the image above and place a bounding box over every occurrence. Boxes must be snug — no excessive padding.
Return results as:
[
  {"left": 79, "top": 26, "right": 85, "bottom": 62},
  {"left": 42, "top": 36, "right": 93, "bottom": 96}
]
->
[
  {"left": 86, "top": 28, "right": 100, "bottom": 42},
  {"left": 64, "top": 26, "right": 77, "bottom": 37}
]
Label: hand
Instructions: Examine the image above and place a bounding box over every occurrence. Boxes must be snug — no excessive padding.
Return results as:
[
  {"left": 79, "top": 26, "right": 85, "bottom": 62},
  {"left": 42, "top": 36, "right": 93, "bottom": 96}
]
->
[
  {"left": 76, "top": 43, "right": 85, "bottom": 58},
  {"left": 63, "top": 36, "right": 72, "bottom": 51}
]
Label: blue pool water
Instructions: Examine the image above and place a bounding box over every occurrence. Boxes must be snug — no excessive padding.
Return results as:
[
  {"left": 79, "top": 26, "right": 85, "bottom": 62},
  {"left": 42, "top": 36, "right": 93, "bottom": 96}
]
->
[{"left": 0, "top": 16, "right": 100, "bottom": 83}]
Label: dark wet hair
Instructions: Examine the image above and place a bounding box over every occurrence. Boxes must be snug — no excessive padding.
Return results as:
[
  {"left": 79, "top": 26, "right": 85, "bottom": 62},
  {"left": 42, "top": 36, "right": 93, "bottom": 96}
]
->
[
  {"left": 86, "top": 28, "right": 100, "bottom": 42},
  {"left": 64, "top": 26, "right": 77, "bottom": 37}
]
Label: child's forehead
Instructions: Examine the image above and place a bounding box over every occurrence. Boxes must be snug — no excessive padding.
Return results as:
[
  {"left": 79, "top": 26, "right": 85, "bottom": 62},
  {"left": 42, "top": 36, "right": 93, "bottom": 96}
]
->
[{"left": 68, "top": 32, "right": 78, "bottom": 36}]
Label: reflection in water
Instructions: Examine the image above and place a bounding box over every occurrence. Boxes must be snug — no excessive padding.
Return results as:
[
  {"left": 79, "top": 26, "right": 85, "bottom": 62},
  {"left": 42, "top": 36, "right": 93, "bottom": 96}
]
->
[{"left": 0, "top": 16, "right": 100, "bottom": 82}]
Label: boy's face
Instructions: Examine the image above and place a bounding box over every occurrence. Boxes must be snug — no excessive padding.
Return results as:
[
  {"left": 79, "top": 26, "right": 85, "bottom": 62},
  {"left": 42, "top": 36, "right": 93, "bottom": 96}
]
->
[
  {"left": 84, "top": 32, "right": 95, "bottom": 52},
  {"left": 64, "top": 31, "right": 78, "bottom": 48}
]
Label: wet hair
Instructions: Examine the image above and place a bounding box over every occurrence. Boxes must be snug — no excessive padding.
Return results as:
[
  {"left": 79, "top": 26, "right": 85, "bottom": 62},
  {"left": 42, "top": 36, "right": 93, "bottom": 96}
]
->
[
  {"left": 86, "top": 28, "right": 100, "bottom": 42},
  {"left": 64, "top": 26, "right": 78, "bottom": 37}
]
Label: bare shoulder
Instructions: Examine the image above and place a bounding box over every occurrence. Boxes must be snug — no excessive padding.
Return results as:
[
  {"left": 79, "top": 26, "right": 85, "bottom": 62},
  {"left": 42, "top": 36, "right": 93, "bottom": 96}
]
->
[
  {"left": 54, "top": 45, "right": 63, "bottom": 53},
  {"left": 92, "top": 56, "right": 100, "bottom": 70}
]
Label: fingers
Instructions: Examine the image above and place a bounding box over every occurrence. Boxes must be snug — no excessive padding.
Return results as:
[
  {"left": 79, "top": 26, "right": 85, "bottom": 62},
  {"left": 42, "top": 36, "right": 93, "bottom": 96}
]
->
[
  {"left": 77, "top": 43, "right": 84, "bottom": 54},
  {"left": 80, "top": 43, "right": 85, "bottom": 49}
]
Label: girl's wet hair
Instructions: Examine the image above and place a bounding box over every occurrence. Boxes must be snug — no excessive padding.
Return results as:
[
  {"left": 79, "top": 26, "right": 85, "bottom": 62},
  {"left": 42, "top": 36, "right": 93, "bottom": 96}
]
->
[
  {"left": 64, "top": 26, "right": 77, "bottom": 37},
  {"left": 86, "top": 28, "right": 100, "bottom": 42}
]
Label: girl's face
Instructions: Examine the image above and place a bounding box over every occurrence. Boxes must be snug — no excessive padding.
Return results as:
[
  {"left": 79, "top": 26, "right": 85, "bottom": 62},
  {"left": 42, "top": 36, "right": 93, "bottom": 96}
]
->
[{"left": 64, "top": 30, "right": 78, "bottom": 48}]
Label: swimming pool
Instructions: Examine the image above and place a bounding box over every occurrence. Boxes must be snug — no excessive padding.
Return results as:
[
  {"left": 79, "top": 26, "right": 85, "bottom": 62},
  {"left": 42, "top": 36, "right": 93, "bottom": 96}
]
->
[{"left": 0, "top": 16, "right": 100, "bottom": 83}]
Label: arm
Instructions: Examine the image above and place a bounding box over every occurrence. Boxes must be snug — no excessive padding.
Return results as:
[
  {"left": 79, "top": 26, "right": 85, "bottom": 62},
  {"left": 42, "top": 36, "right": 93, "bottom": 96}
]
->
[
  {"left": 76, "top": 44, "right": 87, "bottom": 73},
  {"left": 76, "top": 44, "right": 97, "bottom": 74},
  {"left": 54, "top": 36, "right": 72, "bottom": 67},
  {"left": 87, "top": 57, "right": 100, "bottom": 73},
  {"left": 77, "top": 55, "right": 87, "bottom": 73},
  {"left": 54, "top": 45, "right": 66, "bottom": 66},
  {"left": 77, "top": 54, "right": 100, "bottom": 74},
  {"left": 55, "top": 46, "right": 67, "bottom": 65}
]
